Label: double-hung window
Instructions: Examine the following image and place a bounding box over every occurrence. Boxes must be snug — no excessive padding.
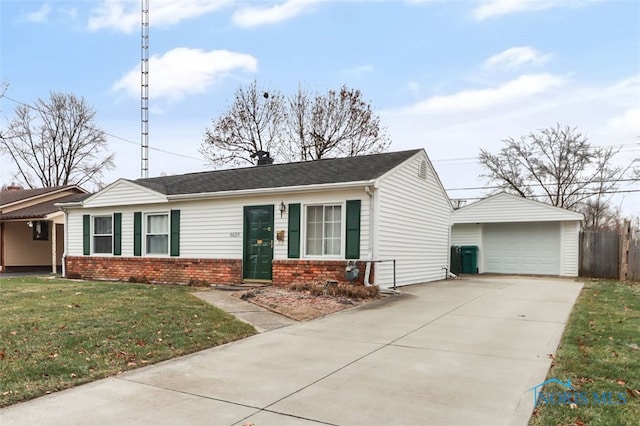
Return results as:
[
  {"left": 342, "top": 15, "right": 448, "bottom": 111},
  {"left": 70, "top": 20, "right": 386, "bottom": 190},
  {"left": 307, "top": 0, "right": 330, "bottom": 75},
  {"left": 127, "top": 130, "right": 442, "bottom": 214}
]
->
[
  {"left": 306, "top": 204, "right": 342, "bottom": 256},
  {"left": 146, "top": 213, "right": 169, "bottom": 255},
  {"left": 93, "top": 216, "right": 113, "bottom": 254}
]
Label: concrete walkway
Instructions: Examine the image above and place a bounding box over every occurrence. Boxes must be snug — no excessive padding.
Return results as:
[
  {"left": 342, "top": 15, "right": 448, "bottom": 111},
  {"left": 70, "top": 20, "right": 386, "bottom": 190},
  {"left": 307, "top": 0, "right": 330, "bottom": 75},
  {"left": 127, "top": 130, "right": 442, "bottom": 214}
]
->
[
  {"left": 0, "top": 276, "right": 583, "bottom": 426},
  {"left": 193, "top": 289, "right": 297, "bottom": 333}
]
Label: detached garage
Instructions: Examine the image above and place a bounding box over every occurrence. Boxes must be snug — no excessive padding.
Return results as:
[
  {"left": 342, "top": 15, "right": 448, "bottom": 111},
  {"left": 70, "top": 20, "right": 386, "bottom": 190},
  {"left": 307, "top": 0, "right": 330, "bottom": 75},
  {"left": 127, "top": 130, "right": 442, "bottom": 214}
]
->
[{"left": 451, "top": 192, "right": 583, "bottom": 277}]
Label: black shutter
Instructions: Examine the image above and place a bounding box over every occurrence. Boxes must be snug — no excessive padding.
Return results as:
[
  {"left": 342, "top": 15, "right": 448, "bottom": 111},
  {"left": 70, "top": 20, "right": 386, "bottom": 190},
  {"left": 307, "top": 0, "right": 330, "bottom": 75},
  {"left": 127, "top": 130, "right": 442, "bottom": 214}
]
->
[
  {"left": 133, "top": 212, "right": 142, "bottom": 256},
  {"left": 82, "top": 215, "right": 90, "bottom": 255},
  {"left": 170, "top": 209, "right": 180, "bottom": 257},
  {"left": 345, "top": 200, "right": 361, "bottom": 259},
  {"left": 288, "top": 203, "right": 301, "bottom": 258},
  {"left": 113, "top": 213, "right": 122, "bottom": 256}
]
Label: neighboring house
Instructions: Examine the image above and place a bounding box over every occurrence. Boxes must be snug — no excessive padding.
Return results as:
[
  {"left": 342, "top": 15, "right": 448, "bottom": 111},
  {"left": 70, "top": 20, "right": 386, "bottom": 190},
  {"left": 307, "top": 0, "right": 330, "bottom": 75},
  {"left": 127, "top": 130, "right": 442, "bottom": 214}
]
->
[
  {"left": 59, "top": 149, "right": 453, "bottom": 289},
  {"left": 451, "top": 192, "right": 584, "bottom": 277},
  {"left": 0, "top": 185, "right": 88, "bottom": 273}
]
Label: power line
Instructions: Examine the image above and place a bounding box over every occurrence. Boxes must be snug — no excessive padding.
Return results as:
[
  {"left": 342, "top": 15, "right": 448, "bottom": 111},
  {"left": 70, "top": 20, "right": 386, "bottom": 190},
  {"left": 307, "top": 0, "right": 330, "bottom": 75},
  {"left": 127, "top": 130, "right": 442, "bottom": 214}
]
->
[
  {"left": 446, "top": 178, "right": 640, "bottom": 192},
  {"left": 432, "top": 142, "right": 640, "bottom": 165},
  {"left": 2, "top": 95, "right": 203, "bottom": 163},
  {"left": 451, "top": 189, "right": 640, "bottom": 202}
]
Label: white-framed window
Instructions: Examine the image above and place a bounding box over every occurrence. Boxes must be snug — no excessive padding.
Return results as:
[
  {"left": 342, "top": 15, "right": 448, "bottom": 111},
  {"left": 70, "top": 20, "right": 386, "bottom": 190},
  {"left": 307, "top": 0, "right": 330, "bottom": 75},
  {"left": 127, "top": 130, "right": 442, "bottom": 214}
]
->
[
  {"left": 93, "top": 215, "right": 113, "bottom": 254},
  {"left": 145, "top": 213, "right": 169, "bottom": 255},
  {"left": 305, "top": 204, "right": 342, "bottom": 256}
]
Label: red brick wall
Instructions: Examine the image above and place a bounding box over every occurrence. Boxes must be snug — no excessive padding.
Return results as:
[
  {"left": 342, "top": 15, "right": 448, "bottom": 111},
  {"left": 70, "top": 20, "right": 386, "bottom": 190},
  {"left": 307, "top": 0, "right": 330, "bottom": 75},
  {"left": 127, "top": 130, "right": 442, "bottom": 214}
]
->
[
  {"left": 65, "top": 256, "right": 242, "bottom": 285},
  {"left": 272, "top": 260, "right": 373, "bottom": 286},
  {"left": 66, "top": 257, "right": 374, "bottom": 286}
]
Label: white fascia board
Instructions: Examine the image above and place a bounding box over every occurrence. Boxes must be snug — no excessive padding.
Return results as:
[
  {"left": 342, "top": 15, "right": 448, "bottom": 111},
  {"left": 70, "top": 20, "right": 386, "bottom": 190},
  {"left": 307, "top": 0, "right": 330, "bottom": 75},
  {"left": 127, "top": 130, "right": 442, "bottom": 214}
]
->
[
  {"left": 166, "top": 180, "right": 376, "bottom": 201},
  {"left": 44, "top": 211, "right": 64, "bottom": 221},
  {"left": 55, "top": 201, "right": 83, "bottom": 209}
]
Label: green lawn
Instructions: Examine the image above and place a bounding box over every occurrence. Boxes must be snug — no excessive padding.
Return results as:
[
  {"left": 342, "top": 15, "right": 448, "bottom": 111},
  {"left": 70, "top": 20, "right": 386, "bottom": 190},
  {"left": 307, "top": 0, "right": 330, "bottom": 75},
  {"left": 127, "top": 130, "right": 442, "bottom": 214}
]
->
[
  {"left": 0, "top": 277, "right": 256, "bottom": 407},
  {"left": 530, "top": 280, "right": 640, "bottom": 426}
]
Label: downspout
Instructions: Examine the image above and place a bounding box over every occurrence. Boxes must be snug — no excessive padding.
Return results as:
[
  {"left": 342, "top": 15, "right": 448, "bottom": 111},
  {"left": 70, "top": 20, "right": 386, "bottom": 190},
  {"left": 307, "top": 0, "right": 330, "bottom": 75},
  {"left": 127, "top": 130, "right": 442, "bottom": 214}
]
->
[
  {"left": 364, "top": 185, "right": 374, "bottom": 287},
  {"left": 61, "top": 206, "right": 68, "bottom": 278}
]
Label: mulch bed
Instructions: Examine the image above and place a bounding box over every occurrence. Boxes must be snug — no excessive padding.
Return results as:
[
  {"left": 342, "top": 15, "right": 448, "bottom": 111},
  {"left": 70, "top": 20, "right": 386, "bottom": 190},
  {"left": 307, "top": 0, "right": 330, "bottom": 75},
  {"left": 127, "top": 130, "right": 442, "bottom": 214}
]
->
[{"left": 232, "top": 286, "right": 382, "bottom": 321}]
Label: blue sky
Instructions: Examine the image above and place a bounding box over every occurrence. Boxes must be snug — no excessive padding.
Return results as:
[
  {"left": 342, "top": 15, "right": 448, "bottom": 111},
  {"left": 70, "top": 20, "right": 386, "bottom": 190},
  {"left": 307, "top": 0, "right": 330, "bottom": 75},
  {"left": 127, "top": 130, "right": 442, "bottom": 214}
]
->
[{"left": 1, "top": 0, "right": 639, "bottom": 213}]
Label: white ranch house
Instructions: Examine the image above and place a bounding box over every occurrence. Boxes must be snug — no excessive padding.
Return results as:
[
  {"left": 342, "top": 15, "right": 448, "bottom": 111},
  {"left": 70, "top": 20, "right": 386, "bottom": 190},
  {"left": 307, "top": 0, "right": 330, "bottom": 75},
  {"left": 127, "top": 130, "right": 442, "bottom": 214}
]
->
[{"left": 59, "top": 150, "right": 453, "bottom": 289}]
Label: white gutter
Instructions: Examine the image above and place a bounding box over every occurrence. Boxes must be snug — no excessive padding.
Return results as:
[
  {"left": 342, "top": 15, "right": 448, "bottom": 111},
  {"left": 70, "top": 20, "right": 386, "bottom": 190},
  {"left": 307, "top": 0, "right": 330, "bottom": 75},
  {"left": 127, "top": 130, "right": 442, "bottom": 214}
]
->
[
  {"left": 167, "top": 180, "right": 376, "bottom": 201},
  {"left": 55, "top": 201, "right": 84, "bottom": 209}
]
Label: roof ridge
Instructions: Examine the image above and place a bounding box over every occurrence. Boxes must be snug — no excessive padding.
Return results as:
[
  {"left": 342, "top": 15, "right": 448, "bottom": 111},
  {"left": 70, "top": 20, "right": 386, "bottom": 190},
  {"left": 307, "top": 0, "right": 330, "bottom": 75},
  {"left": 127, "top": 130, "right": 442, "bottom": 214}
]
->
[
  {"left": 131, "top": 149, "right": 423, "bottom": 196},
  {"left": 134, "top": 149, "right": 423, "bottom": 183}
]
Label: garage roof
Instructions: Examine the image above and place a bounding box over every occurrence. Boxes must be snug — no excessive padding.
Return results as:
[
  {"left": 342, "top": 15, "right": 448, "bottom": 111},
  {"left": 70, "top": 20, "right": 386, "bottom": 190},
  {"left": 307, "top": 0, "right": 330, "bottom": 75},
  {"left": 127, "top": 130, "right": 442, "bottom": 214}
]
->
[{"left": 452, "top": 192, "right": 584, "bottom": 224}]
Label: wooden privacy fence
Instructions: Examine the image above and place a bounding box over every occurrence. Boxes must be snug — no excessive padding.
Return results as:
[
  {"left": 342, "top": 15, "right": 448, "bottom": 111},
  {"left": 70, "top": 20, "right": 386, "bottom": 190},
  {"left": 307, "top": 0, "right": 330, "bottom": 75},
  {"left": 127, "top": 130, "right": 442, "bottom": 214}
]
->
[
  {"left": 579, "top": 230, "right": 619, "bottom": 279},
  {"left": 620, "top": 221, "right": 640, "bottom": 281},
  {"left": 579, "top": 221, "right": 640, "bottom": 281}
]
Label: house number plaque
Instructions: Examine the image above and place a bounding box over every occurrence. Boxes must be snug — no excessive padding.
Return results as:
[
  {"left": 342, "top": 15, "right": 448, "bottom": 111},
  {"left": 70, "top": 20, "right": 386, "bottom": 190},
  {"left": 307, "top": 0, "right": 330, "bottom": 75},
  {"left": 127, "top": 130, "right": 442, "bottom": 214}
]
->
[{"left": 229, "top": 232, "right": 241, "bottom": 238}]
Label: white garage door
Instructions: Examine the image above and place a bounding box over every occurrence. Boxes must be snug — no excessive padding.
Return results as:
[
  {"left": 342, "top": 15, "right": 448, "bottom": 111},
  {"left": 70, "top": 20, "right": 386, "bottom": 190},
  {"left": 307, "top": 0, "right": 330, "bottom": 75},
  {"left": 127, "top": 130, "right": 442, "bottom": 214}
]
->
[{"left": 483, "top": 222, "right": 560, "bottom": 275}]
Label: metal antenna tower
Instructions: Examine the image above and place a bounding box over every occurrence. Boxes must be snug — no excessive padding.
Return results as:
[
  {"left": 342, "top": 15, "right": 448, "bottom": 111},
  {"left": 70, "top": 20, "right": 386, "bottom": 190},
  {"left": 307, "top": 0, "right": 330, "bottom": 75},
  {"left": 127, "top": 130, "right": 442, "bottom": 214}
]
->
[{"left": 141, "top": 0, "right": 149, "bottom": 178}]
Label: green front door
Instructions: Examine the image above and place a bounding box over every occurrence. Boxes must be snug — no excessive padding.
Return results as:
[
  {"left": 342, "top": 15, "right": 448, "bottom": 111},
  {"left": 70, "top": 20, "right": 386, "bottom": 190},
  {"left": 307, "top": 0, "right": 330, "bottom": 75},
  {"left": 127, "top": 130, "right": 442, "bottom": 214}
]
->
[{"left": 243, "top": 205, "right": 274, "bottom": 281}]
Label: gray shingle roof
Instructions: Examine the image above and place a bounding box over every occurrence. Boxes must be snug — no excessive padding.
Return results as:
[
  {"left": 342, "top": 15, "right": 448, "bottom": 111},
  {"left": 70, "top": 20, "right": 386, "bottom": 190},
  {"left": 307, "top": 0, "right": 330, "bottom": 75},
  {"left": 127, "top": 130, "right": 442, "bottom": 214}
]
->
[{"left": 132, "top": 150, "right": 422, "bottom": 196}]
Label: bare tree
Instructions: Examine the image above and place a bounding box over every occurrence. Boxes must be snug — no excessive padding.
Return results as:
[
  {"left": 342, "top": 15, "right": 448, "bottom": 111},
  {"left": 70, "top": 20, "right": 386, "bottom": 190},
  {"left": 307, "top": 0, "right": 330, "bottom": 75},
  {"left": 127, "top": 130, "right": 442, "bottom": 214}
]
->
[
  {"left": 0, "top": 92, "right": 114, "bottom": 189},
  {"left": 278, "top": 85, "right": 311, "bottom": 162},
  {"left": 201, "top": 82, "right": 390, "bottom": 166},
  {"left": 287, "top": 85, "right": 390, "bottom": 161},
  {"left": 200, "top": 80, "right": 287, "bottom": 168},
  {"left": 479, "top": 124, "right": 636, "bottom": 228}
]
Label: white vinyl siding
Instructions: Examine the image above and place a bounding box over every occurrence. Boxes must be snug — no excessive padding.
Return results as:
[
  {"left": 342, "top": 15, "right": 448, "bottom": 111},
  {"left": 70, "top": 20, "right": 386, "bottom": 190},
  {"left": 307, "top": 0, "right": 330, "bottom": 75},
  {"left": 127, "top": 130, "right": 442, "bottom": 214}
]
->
[
  {"left": 483, "top": 222, "right": 560, "bottom": 275},
  {"left": 453, "top": 192, "right": 583, "bottom": 223},
  {"left": 451, "top": 223, "right": 481, "bottom": 247},
  {"left": 82, "top": 180, "right": 167, "bottom": 208},
  {"left": 375, "top": 153, "right": 452, "bottom": 288},
  {"left": 64, "top": 189, "right": 370, "bottom": 261},
  {"left": 561, "top": 221, "right": 580, "bottom": 276}
]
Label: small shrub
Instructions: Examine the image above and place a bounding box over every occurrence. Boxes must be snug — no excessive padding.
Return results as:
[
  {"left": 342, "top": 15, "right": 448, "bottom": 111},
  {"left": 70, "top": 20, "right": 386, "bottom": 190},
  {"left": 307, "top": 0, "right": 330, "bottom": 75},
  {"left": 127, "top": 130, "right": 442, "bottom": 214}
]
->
[
  {"left": 290, "top": 281, "right": 379, "bottom": 300},
  {"left": 289, "top": 282, "right": 311, "bottom": 292}
]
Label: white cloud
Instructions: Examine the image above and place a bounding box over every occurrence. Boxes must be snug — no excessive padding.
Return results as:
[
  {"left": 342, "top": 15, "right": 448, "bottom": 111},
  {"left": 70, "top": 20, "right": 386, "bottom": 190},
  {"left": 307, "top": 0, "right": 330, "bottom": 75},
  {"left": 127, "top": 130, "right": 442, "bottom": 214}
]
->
[
  {"left": 605, "top": 108, "right": 640, "bottom": 136},
  {"left": 88, "top": 0, "right": 232, "bottom": 33},
  {"left": 381, "top": 74, "right": 639, "bottom": 214},
  {"left": 472, "top": 0, "right": 599, "bottom": 20},
  {"left": 232, "top": 0, "right": 322, "bottom": 28},
  {"left": 399, "top": 73, "right": 564, "bottom": 114},
  {"left": 483, "top": 46, "right": 551, "bottom": 71},
  {"left": 112, "top": 48, "right": 257, "bottom": 105},
  {"left": 25, "top": 3, "right": 51, "bottom": 23}
]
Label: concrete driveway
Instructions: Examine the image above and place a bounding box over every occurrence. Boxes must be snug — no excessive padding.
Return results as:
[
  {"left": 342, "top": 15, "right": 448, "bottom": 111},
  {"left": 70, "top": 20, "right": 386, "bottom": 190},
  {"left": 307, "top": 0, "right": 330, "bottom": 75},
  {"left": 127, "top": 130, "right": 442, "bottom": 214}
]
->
[{"left": 0, "top": 276, "right": 583, "bottom": 426}]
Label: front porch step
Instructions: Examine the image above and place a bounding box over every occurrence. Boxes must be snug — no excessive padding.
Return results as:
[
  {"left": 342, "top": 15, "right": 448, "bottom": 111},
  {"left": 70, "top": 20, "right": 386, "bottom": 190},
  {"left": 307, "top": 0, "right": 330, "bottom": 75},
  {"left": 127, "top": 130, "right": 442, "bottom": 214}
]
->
[{"left": 211, "top": 282, "right": 272, "bottom": 291}]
